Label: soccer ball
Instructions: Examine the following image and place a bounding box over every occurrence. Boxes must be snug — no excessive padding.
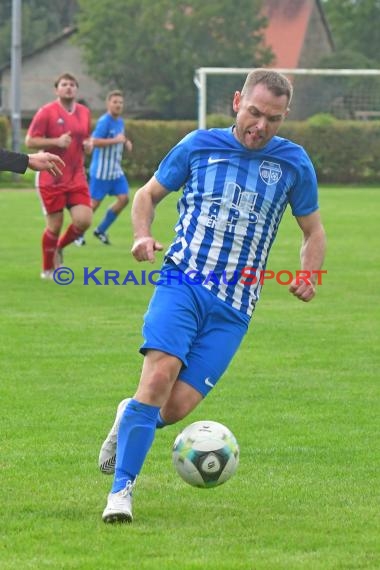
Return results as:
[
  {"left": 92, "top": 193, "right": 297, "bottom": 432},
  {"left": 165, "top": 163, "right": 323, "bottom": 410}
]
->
[{"left": 172, "top": 420, "right": 239, "bottom": 488}]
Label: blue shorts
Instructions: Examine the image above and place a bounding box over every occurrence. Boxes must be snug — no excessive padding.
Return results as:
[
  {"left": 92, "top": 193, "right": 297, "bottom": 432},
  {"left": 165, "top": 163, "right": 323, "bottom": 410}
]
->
[
  {"left": 89, "top": 175, "right": 129, "bottom": 201},
  {"left": 140, "top": 265, "right": 249, "bottom": 397}
]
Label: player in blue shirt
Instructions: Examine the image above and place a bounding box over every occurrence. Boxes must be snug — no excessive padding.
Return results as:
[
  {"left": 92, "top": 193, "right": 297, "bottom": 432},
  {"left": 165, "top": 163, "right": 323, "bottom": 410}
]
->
[
  {"left": 100, "top": 69, "right": 326, "bottom": 523},
  {"left": 75, "top": 90, "right": 132, "bottom": 246}
]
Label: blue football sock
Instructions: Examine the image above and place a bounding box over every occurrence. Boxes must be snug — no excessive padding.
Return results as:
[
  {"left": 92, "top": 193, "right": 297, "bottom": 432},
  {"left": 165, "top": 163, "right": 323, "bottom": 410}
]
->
[
  {"left": 97, "top": 208, "right": 117, "bottom": 234},
  {"left": 156, "top": 411, "right": 167, "bottom": 429},
  {"left": 112, "top": 399, "right": 160, "bottom": 493}
]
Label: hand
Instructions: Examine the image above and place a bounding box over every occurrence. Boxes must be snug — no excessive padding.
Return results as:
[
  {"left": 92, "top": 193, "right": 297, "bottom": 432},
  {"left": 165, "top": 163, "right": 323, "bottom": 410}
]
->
[
  {"left": 288, "top": 277, "right": 316, "bottom": 302},
  {"left": 131, "top": 236, "right": 163, "bottom": 263},
  {"left": 125, "top": 139, "right": 133, "bottom": 152},
  {"left": 83, "top": 138, "right": 93, "bottom": 154},
  {"left": 114, "top": 133, "right": 126, "bottom": 144},
  {"left": 28, "top": 152, "right": 65, "bottom": 176},
  {"left": 57, "top": 131, "right": 72, "bottom": 149}
]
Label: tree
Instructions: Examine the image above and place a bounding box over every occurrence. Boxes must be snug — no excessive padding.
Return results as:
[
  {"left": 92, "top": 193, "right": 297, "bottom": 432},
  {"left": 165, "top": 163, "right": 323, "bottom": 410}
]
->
[
  {"left": 75, "top": 0, "right": 273, "bottom": 119},
  {"left": 0, "top": 0, "right": 79, "bottom": 69},
  {"left": 316, "top": 1, "right": 380, "bottom": 118},
  {"left": 322, "top": 0, "right": 380, "bottom": 65}
]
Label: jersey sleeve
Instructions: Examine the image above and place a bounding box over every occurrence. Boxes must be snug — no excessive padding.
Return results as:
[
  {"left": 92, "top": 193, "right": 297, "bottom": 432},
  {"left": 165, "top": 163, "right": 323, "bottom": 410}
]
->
[
  {"left": 154, "top": 131, "right": 196, "bottom": 191},
  {"left": 288, "top": 149, "right": 319, "bottom": 216},
  {"left": 92, "top": 115, "right": 109, "bottom": 138},
  {"left": 27, "top": 106, "right": 49, "bottom": 138}
]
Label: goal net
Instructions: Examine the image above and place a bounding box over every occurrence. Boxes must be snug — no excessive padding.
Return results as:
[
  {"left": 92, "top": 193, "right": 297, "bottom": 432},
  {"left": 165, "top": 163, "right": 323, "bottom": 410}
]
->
[{"left": 194, "top": 67, "right": 380, "bottom": 128}]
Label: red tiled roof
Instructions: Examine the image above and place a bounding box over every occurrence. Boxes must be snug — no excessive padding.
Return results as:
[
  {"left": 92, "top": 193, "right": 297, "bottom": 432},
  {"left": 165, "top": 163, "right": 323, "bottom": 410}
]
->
[{"left": 263, "top": 0, "right": 314, "bottom": 68}]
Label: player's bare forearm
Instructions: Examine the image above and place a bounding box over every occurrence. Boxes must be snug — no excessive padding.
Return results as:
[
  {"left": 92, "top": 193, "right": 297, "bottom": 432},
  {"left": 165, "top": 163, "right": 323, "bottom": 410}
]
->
[
  {"left": 132, "top": 179, "right": 169, "bottom": 239},
  {"left": 132, "top": 188, "right": 155, "bottom": 240},
  {"left": 131, "top": 189, "right": 161, "bottom": 263},
  {"left": 131, "top": 178, "right": 169, "bottom": 262},
  {"left": 92, "top": 137, "right": 121, "bottom": 147},
  {"left": 300, "top": 226, "right": 326, "bottom": 281},
  {"left": 289, "top": 211, "right": 326, "bottom": 302},
  {"left": 92, "top": 134, "right": 130, "bottom": 148},
  {"left": 25, "top": 132, "right": 71, "bottom": 150},
  {"left": 25, "top": 135, "right": 55, "bottom": 150}
]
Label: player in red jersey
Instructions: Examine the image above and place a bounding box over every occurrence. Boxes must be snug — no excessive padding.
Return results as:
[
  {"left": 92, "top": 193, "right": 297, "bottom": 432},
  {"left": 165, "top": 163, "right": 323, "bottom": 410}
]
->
[{"left": 26, "top": 72, "right": 93, "bottom": 279}]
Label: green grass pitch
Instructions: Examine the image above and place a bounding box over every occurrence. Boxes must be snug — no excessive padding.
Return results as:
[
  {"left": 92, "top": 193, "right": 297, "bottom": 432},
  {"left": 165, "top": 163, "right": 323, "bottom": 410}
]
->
[{"left": 0, "top": 186, "right": 379, "bottom": 569}]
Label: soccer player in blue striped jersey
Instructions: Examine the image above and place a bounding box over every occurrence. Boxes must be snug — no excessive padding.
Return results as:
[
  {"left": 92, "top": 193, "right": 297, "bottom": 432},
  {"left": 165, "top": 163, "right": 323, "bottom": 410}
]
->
[
  {"left": 75, "top": 90, "right": 132, "bottom": 246},
  {"left": 100, "top": 69, "right": 326, "bottom": 523}
]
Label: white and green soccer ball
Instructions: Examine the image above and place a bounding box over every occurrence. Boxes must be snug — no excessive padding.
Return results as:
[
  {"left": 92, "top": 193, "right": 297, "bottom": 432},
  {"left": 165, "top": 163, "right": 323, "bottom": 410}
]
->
[{"left": 172, "top": 420, "right": 239, "bottom": 488}]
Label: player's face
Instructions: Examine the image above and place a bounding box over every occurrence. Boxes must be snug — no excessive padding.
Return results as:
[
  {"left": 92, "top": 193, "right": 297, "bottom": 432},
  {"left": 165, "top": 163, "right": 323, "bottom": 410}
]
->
[
  {"left": 56, "top": 79, "right": 78, "bottom": 103},
  {"left": 232, "top": 83, "right": 289, "bottom": 150},
  {"left": 107, "top": 96, "right": 124, "bottom": 117}
]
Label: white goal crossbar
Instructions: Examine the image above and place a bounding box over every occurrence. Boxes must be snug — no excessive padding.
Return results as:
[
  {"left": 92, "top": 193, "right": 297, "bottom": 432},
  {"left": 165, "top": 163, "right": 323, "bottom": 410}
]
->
[{"left": 194, "top": 67, "right": 380, "bottom": 128}]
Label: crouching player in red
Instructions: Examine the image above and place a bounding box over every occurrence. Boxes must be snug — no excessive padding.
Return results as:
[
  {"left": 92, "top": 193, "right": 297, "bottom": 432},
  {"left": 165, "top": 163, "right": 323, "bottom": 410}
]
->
[{"left": 26, "top": 72, "right": 93, "bottom": 279}]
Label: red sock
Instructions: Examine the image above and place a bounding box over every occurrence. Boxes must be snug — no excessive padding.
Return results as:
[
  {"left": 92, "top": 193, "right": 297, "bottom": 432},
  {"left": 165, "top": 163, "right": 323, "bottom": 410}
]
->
[
  {"left": 57, "top": 224, "right": 83, "bottom": 249},
  {"left": 42, "top": 229, "right": 59, "bottom": 271}
]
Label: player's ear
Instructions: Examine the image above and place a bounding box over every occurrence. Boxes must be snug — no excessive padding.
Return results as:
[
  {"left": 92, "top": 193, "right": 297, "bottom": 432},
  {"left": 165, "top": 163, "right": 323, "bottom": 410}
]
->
[{"left": 232, "top": 91, "right": 241, "bottom": 113}]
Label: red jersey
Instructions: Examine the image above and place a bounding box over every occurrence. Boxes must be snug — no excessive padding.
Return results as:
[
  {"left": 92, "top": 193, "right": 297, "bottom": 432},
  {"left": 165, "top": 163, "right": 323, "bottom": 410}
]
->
[{"left": 27, "top": 100, "right": 91, "bottom": 189}]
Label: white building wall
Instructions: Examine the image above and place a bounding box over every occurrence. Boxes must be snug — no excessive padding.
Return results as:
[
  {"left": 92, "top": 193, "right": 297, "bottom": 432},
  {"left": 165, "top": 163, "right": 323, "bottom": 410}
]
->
[{"left": 1, "top": 38, "right": 106, "bottom": 117}]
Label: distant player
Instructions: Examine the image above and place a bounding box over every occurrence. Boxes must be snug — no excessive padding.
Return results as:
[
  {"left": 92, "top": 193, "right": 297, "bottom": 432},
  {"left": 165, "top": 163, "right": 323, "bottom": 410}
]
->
[
  {"left": 25, "top": 72, "right": 93, "bottom": 279},
  {"left": 75, "top": 90, "right": 132, "bottom": 246}
]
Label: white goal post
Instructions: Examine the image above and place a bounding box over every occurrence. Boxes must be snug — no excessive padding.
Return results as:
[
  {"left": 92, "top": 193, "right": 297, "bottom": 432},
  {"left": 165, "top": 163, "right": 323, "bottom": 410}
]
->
[{"left": 194, "top": 67, "right": 380, "bottom": 128}]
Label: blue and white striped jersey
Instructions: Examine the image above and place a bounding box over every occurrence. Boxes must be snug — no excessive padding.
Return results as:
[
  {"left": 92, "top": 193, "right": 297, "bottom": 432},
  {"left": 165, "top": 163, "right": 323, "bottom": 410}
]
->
[
  {"left": 155, "top": 127, "right": 319, "bottom": 317},
  {"left": 89, "top": 113, "right": 125, "bottom": 180}
]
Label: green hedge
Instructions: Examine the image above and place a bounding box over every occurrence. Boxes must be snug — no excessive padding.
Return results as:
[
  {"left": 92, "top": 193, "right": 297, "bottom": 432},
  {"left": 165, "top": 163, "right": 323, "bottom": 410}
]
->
[
  {"left": 123, "top": 118, "right": 380, "bottom": 184},
  {"left": 6, "top": 115, "right": 380, "bottom": 184},
  {"left": 280, "top": 122, "right": 380, "bottom": 184},
  {"left": 123, "top": 120, "right": 196, "bottom": 180}
]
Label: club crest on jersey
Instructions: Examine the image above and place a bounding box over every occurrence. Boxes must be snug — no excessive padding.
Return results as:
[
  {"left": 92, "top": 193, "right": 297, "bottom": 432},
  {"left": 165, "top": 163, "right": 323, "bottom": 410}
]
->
[{"left": 259, "top": 161, "right": 282, "bottom": 186}]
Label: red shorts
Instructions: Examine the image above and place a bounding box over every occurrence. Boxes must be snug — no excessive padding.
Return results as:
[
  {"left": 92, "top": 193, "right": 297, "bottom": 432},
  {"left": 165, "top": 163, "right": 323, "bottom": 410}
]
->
[{"left": 36, "top": 173, "right": 91, "bottom": 215}]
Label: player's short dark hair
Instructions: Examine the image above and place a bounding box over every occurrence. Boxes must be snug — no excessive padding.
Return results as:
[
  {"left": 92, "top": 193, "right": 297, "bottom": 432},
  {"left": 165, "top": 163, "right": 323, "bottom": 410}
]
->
[
  {"left": 241, "top": 69, "right": 293, "bottom": 104},
  {"left": 54, "top": 72, "right": 79, "bottom": 88},
  {"left": 107, "top": 90, "right": 124, "bottom": 100}
]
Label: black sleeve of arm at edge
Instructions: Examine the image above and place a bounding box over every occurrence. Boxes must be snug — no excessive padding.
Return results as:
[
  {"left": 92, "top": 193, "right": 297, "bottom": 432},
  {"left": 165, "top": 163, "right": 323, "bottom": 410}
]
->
[{"left": 0, "top": 148, "right": 29, "bottom": 174}]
